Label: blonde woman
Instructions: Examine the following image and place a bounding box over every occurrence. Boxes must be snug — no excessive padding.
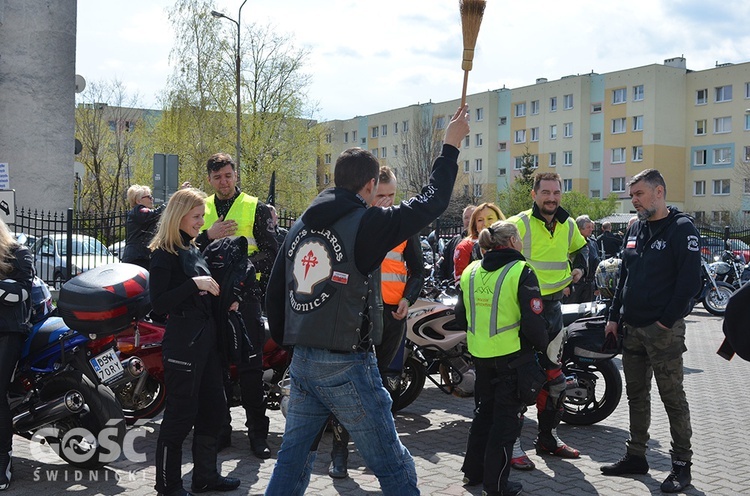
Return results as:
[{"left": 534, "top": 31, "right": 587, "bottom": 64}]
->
[
  {"left": 0, "top": 219, "right": 33, "bottom": 491},
  {"left": 122, "top": 184, "right": 164, "bottom": 269},
  {"left": 453, "top": 202, "right": 505, "bottom": 281},
  {"left": 148, "top": 188, "right": 240, "bottom": 496}
]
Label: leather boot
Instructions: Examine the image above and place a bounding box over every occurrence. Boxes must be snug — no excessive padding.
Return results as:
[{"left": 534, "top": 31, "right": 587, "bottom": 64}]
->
[
  {"left": 190, "top": 435, "right": 241, "bottom": 493},
  {"left": 248, "top": 415, "right": 271, "bottom": 459},
  {"left": 155, "top": 441, "right": 185, "bottom": 496},
  {"left": 328, "top": 420, "right": 350, "bottom": 479},
  {"left": 0, "top": 450, "right": 11, "bottom": 491},
  {"left": 661, "top": 459, "right": 692, "bottom": 493}
]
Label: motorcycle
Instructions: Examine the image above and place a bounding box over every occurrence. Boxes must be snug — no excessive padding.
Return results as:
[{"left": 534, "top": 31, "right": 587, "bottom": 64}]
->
[
  {"left": 114, "top": 314, "right": 291, "bottom": 424},
  {"left": 10, "top": 278, "right": 128, "bottom": 468},
  {"left": 711, "top": 249, "right": 747, "bottom": 289},
  {"left": 695, "top": 258, "right": 735, "bottom": 316}
]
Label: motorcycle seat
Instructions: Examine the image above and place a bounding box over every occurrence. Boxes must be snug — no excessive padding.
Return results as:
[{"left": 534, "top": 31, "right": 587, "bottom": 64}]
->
[{"left": 26, "top": 317, "right": 71, "bottom": 355}]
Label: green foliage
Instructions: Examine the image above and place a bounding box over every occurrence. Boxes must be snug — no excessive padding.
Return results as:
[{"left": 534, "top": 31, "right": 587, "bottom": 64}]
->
[{"left": 561, "top": 191, "right": 619, "bottom": 220}]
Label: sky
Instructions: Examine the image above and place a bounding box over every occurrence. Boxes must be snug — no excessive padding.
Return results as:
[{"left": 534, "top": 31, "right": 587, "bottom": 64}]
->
[{"left": 76, "top": 0, "right": 750, "bottom": 122}]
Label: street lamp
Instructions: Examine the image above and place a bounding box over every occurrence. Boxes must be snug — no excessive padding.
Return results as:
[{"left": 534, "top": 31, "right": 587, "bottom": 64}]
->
[{"left": 211, "top": 0, "right": 248, "bottom": 185}]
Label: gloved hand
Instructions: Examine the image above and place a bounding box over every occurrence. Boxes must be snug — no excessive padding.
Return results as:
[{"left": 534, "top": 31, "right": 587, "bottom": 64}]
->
[{"left": 546, "top": 368, "right": 566, "bottom": 399}]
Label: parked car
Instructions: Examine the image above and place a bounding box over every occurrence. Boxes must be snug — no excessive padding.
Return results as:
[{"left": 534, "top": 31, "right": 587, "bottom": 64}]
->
[
  {"left": 30, "top": 234, "right": 117, "bottom": 289},
  {"left": 700, "top": 236, "right": 750, "bottom": 263},
  {"left": 108, "top": 240, "right": 126, "bottom": 260},
  {"left": 11, "top": 231, "right": 36, "bottom": 247}
]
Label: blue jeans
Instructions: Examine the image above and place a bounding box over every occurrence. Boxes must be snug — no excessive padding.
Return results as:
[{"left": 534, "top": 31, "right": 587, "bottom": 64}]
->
[{"left": 265, "top": 346, "right": 419, "bottom": 496}]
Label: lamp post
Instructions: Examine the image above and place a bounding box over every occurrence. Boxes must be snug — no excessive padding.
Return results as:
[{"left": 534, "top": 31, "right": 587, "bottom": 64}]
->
[{"left": 211, "top": 0, "right": 248, "bottom": 185}]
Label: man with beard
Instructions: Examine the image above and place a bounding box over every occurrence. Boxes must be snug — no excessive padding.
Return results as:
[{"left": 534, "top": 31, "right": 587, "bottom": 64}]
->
[
  {"left": 600, "top": 169, "right": 701, "bottom": 493},
  {"left": 506, "top": 172, "right": 588, "bottom": 468}
]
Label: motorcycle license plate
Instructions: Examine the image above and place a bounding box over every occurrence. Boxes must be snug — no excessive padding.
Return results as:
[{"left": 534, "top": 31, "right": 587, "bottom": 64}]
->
[{"left": 89, "top": 349, "right": 124, "bottom": 384}]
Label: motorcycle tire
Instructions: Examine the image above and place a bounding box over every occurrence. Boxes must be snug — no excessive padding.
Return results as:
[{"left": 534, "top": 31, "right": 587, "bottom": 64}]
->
[
  {"left": 118, "top": 373, "right": 166, "bottom": 425},
  {"left": 390, "top": 356, "right": 427, "bottom": 413},
  {"left": 702, "top": 281, "right": 734, "bottom": 316},
  {"left": 562, "top": 359, "right": 622, "bottom": 426},
  {"left": 39, "top": 371, "right": 126, "bottom": 469}
]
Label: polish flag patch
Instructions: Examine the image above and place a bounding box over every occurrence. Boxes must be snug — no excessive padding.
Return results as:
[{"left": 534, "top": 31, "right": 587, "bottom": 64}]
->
[
  {"left": 331, "top": 271, "right": 349, "bottom": 284},
  {"left": 530, "top": 298, "right": 543, "bottom": 314},
  {"left": 626, "top": 236, "right": 636, "bottom": 249}
]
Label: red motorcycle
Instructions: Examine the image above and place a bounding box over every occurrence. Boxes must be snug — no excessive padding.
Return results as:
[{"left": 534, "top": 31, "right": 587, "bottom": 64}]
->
[{"left": 113, "top": 315, "right": 291, "bottom": 424}]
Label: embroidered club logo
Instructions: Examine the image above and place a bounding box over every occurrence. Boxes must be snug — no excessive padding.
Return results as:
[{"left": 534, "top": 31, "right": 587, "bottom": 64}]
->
[
  {"left": 293, "top": 240, "right": 332, "bottom": 294},
  {"left": 530, "top": 297, "right": 543, "bottom": 315},
  {"left": 686, "top": 235, "right": 699, "bottom": 252}
]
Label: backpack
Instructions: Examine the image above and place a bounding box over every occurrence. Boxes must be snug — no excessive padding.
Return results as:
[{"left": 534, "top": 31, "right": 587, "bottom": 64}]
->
[{"left": 202, "top": 236, "right": 259, "bottom": 363}]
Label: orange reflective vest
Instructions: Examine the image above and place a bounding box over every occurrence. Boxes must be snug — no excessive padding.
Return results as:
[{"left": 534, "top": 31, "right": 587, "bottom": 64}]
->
[{"left": 381, "top": 240, "right": 408, "bottom": 305}]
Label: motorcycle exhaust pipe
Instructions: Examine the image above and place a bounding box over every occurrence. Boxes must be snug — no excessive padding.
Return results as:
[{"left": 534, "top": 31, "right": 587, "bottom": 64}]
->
[
  {"left": 106, "top": 356, "right": 145, "bottom": 390},
  {"left": 13, "top": 390, "right": 87, "bottom": 434}
]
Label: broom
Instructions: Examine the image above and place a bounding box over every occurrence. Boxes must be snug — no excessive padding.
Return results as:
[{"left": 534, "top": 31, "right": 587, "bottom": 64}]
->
[{"left": 459, "top": 0, "right": 487, "bottom": 107}]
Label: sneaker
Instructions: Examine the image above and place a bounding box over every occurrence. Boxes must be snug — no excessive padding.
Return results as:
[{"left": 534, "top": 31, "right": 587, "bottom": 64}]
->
[
  {"left": 481, "top": 480, "right": 523, "bottom": 496},
  {"left": 660, "top": 460, "right": 691, "bottom": 493},
  {"left": 249, "top": 437, "right": 271, "bottom": 459},
  {"left": 191, "top": 476, "right": 241, "bottom": 493},
  {"left": 600, "top": 453, "right": 649, "bottom": 476},
  {"left": 534, "top": 439, "right": 580, "bottom": 459},
  {"left": 510, "top": 454, "right": 535, "bottom": 470}
]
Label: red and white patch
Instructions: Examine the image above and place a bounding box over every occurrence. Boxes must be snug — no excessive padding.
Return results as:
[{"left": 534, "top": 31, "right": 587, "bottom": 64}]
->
[
  {"left": 530, "top": 297, "right": 543, "bottom": 315},
  {"left": 626, "top": 236, "right": 637, "bottom": 249},
  {"left": 331, "top": 271, "right": 349, "bottom": 284}
]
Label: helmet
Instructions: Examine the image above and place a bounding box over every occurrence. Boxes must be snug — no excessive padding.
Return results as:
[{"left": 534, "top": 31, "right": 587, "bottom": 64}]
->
[
  {"left": 30, "top": 277, "right": 54, "bottom": 324},
  {"left": 595, "top": 257, "right": 622, "bottom": 299}
]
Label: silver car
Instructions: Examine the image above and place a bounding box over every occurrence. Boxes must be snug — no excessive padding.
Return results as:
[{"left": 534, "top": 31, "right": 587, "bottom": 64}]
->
[{"left": 30, "top": 234, "right": 118, "bottom": 289}]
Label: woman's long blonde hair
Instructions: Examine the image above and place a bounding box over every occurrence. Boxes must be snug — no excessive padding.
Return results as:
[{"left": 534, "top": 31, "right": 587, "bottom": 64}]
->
[
  {"left": 0, "top": 218, "right": 19, "bottom": 276},
  {"left": 148, "top": 188, "right": 206, "bottom": 255},
  {"left": 467, "top": 202, "right": 506, "bottom": 239}
]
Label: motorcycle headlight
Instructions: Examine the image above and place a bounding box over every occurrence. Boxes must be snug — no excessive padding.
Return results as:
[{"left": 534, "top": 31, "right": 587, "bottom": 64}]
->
[{"left": 714, "top": 254, "right": 721, "bottom": 262}]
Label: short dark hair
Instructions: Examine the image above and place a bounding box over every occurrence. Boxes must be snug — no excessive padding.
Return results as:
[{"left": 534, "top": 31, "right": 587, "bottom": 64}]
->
[
  {"left": 206, "top": 153, "right": 235, "bottom": 175},
  {"left": 533, "top": 172, "right": 562, "bottom": 192},
  {"left": 334, "top": 148, "right": 380, "bottom": 193},
  {"left": 629, "top": 168, "right": 666, "bottom": 197}
]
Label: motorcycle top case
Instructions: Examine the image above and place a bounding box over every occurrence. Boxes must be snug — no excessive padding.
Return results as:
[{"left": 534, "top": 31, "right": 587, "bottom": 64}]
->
[
  {"left": 565, "top": 316, "right": 621, "bottom": 362},
  {"left": 57, "top": 263, "right": 150, "bottom": 336}
]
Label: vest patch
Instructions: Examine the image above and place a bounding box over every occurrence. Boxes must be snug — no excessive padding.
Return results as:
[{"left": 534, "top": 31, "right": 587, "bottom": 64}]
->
[
  {"left": 332, "top": 271, "right": 349, "bottom": 284},
  {"left": 626, "top": 236, "right": 636, "bottom": 249},
  {"left": 530, "top": 297, "right": 543, "bottom": 315},
  {"left": 292, "top": 240, "right": 332, "bottom": 295}
]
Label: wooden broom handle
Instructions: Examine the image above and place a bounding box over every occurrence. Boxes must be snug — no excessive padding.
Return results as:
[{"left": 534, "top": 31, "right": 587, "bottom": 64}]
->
[{"left": 461, "top": 70, "right": 469, "bottom": 107}]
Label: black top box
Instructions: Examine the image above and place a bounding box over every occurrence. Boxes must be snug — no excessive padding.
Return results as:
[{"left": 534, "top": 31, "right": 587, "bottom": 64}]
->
[{"left": 57, "top": 263, "right": 150, "bottom": 336}]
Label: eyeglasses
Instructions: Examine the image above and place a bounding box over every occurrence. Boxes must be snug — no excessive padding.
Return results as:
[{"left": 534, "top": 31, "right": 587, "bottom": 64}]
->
[{"left": 142, "top": 195, "right": 153, "bottom": 200}]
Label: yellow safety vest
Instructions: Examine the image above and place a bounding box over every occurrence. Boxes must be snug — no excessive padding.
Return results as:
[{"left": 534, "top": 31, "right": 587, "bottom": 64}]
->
[
  {"left": 461, "top": 259, "right": 524, "bottom": 358},
  {"left": 508, "top": 209, "right": 586, "bottom": 296},
  {"left": 203, "top": 192, "right": 259, "bottom": 256},
  {"left": 381, "top": 240, "right": 408, "bottom": 305}
]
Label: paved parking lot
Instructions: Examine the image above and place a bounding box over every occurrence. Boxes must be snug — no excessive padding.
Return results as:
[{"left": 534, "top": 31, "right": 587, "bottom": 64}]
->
[{"left": 5, "top": 308, "right": 750, "bottom": 495}]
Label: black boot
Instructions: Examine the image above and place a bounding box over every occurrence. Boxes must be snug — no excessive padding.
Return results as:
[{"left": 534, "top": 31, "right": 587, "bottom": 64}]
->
[
  {"left": 0, "top": 450, "right": 11, "bottom": 491},
  {"left": 600, "top": 453, "right": 649, "bottom": 476},
  {"left": 190, "top": 435, "right": 241, "bottom": 493},
  {"left": 248, "top": 415, "right": 271, "bottom": 459},
  {"left": 661, "top": 459, "right": 692, "bottom": 493},
  {"left": 155, "top": 441, "right": 186, "bottom": 496},
  {"left": 328, "top": 419, "right": 350, "bottom": 479}
]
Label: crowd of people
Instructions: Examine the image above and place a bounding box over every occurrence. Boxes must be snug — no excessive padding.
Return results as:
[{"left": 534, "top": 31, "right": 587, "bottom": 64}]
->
[{"left": 0, "top": 101, "right": 702, "bottom": 495}]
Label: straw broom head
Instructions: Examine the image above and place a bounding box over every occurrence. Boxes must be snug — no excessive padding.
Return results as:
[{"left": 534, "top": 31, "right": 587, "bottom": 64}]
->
[{"left": 460, "top": 0, "right": 486, "bottom": 71}]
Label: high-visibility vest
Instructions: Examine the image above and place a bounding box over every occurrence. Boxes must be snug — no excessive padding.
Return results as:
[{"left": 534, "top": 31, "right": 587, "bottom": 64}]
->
[
  {"left": 381, "top": 240, "right": 408, "bottom": 305},
  {"left": 203, "top": 192, "right": 259, "bottom": 256},
  {"left": 461, "top": 259, "right": 524, "bottom": 358},
  {"left": 508, "top": 209, "right": 586, "bottom": 296}
]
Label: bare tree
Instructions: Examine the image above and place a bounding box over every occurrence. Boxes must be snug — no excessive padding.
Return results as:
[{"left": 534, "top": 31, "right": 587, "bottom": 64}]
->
[{"left": 396, "top": 106, "right": 445, "bottom": 197}]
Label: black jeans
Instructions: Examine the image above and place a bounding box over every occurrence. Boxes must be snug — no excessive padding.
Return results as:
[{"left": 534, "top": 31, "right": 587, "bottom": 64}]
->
[
  {"left": 0, "top": 333, "right": 23, "bottom": 453},
  {"left": 375, "top": 303, "right": 407, "bottom": 371}
]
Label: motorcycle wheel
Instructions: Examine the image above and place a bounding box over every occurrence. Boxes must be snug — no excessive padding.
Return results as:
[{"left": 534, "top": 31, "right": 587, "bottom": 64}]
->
[
  {"left": 562, "top": 359, "right": 622, "bottom": 426},
  {"left": 40, "top": 371, "right": 125, "bottom": 469},
  {"left": 390, "top": 356, "right": 427, "bottom": 413},
  {"left": 118, "top": 374, "right": 166, "bottom": 425},
  {"left": 702, "top": 281, "right": 734, "bottom": 316}
]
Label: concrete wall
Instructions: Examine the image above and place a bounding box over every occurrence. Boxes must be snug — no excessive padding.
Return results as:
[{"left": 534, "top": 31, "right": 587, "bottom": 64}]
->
[{"left": 0, "top": 0, "right": 76, "bottom": 215}]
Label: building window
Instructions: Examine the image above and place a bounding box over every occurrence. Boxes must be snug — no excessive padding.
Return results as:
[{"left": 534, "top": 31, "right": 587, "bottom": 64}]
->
[
  {"left": 612, "top": 147, "right": 626, "bottom": 163},
  {"left": 591, "top": 103, "right": 602, "bottom": 113},
  {"left": 514, "top": 129, "right": 526, "bottom": 143},
  {"left": 344, "top": 132, "right": 349, "bottom": 143},
  {"left": 436, "top": 116, "right": 445, "bottom": 129},
  {"left": 531, "top": 100, "right": 540, "bottom": 115},
  {"left": 694, "top": 181, "right": 706, "bottom": 196},
  {"left": 714, "top": 116, "right": 732, "bottom": 134},
  {"left": 515, "top": 102, "right": 526, "bottom": 117},
  {"left": 745, "top": 178, "right": 750, "bottom": 194},
  {"left": 632, "top": 146, "right": 643, "bottom": 162},
  {"left": 514, "top": 156, "right": 524, "bottom": 170},
  {"left": 696, "top": 119, "right": 707, "bottom": 135},
  {"left": 563, "top": 179, "right": 573, "bottom": 192},
  {"left": 381, "top": 147, "right": 387, "bottom": 158},
  {"left": 715, "top": 85, "right": 733, "bottom": 102},
  {"left": 633, "top": 115, "right": 643, "bottom": 132},
  {"left": 499, "top": 168, "right": 507, "bottom": 176},
  {"left": 352, "top": 130, "right": 357, "bottom": 141},
  {"left": 549, "top": 125, "right": 557, "bottom": 140},
  {"left": 325, "top": 133, "right": 332, "bottom": 143},
  {"left": 325, "top": 153, "right": 332, "bottom": 164},
  {"left": 393, "top": 145, "right": 398, "bottom": 157},
  {"left": 475, "top": 159, "right": 483, "bottom": 172},
  {"left": 591, "top": 189, "right": 601, "bottom": 198},
  {"left": 563, "top": 122, "right": 573, "bottom": 138},
  {"left": 464, "top": 135, "right": 470, "bottom": 148},
  {"left": 745, "top": 145, "right": 750, "bottom": 161},
  {"left": 323, "top": 173, "right": 330, "bottom": 185},
  {"left": 499, "top": 116, "right": 507, "bottom": 125},
  {"left": 393, "top": 122, "right": 398, "bottom": 134},
  {"left": 549, "top": 152, "right": 557, "bottom": 167},
  {"left": 713, "top": 179, "right": 731, "bottom": 195},
  {"left": 550, "top": 97, "right": 558, "bottom": 112},
  {"left": 612, "top": 88, "right": 627, "bottom": 104},
  {"left": 745, "top": 114, "right": 750, "bottom": 131},
  {"left": 633, "top": 84, "right": 644, "bottom": 101},
  {"left": 713, "top": 147, "right": 732, "bottom": 164},
  {"left": 464, "top": 185, "right": 469, "bottom": 196},
  {"left": 463, "top": 160, "right": 470, "bottom": 173},
  {"left": 402, "top": 121, "right": 409, "bottom": 132},
  {"left": 591, "top": 132, "right": 601, "bottom": 142},
  {"left": 612, "top": 177, "right": 626, "bottom": 193},
  {"left": 381, "top": 125, "right": 387, "bottom": 136},
  {"left": 475, "top": 133, "right": 483, "bottom": 146},
  {"left": 591, "top": 161, "right": 601, "bottom": 171},
  {"left": 402, "top": 144, "right": 408, "bottom": 155},
  {"left": 696, "top": 88, "right": 708, "bottom": 105},
  {"left": 371, "top": 127, "right": 378, "bottom": 138},
  {"left": 473, "top": 184, "right": 482, "bottom": 197},
  {"left": 713, "top": 211, "right": 730, "bottom": 224},
  {"left": 746, "top": 82, "right": 750, "bottom": 99},
  {"left": 476, "top": 107, "right": 484, "bottom": 121},
  {"left": 694, "top": 149, "right": 707, "bottom": 166},
  {"left": 612, "top": 118, "right": 627, "bottom": 134},
  {"left": 371, "top": 148, "right": 378, "bottom": 157},
  {"left": 563, "top": 94, "right": 574, "bottom": 109},
  {"left": 498, "top": 141, "right": 507, "bottom": 151},
  {"left": 563, "top": 151, "right": 573, "bottom": 166},
  {"left": 530, "top": 127, "right": 539, "bottom": 142}
]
